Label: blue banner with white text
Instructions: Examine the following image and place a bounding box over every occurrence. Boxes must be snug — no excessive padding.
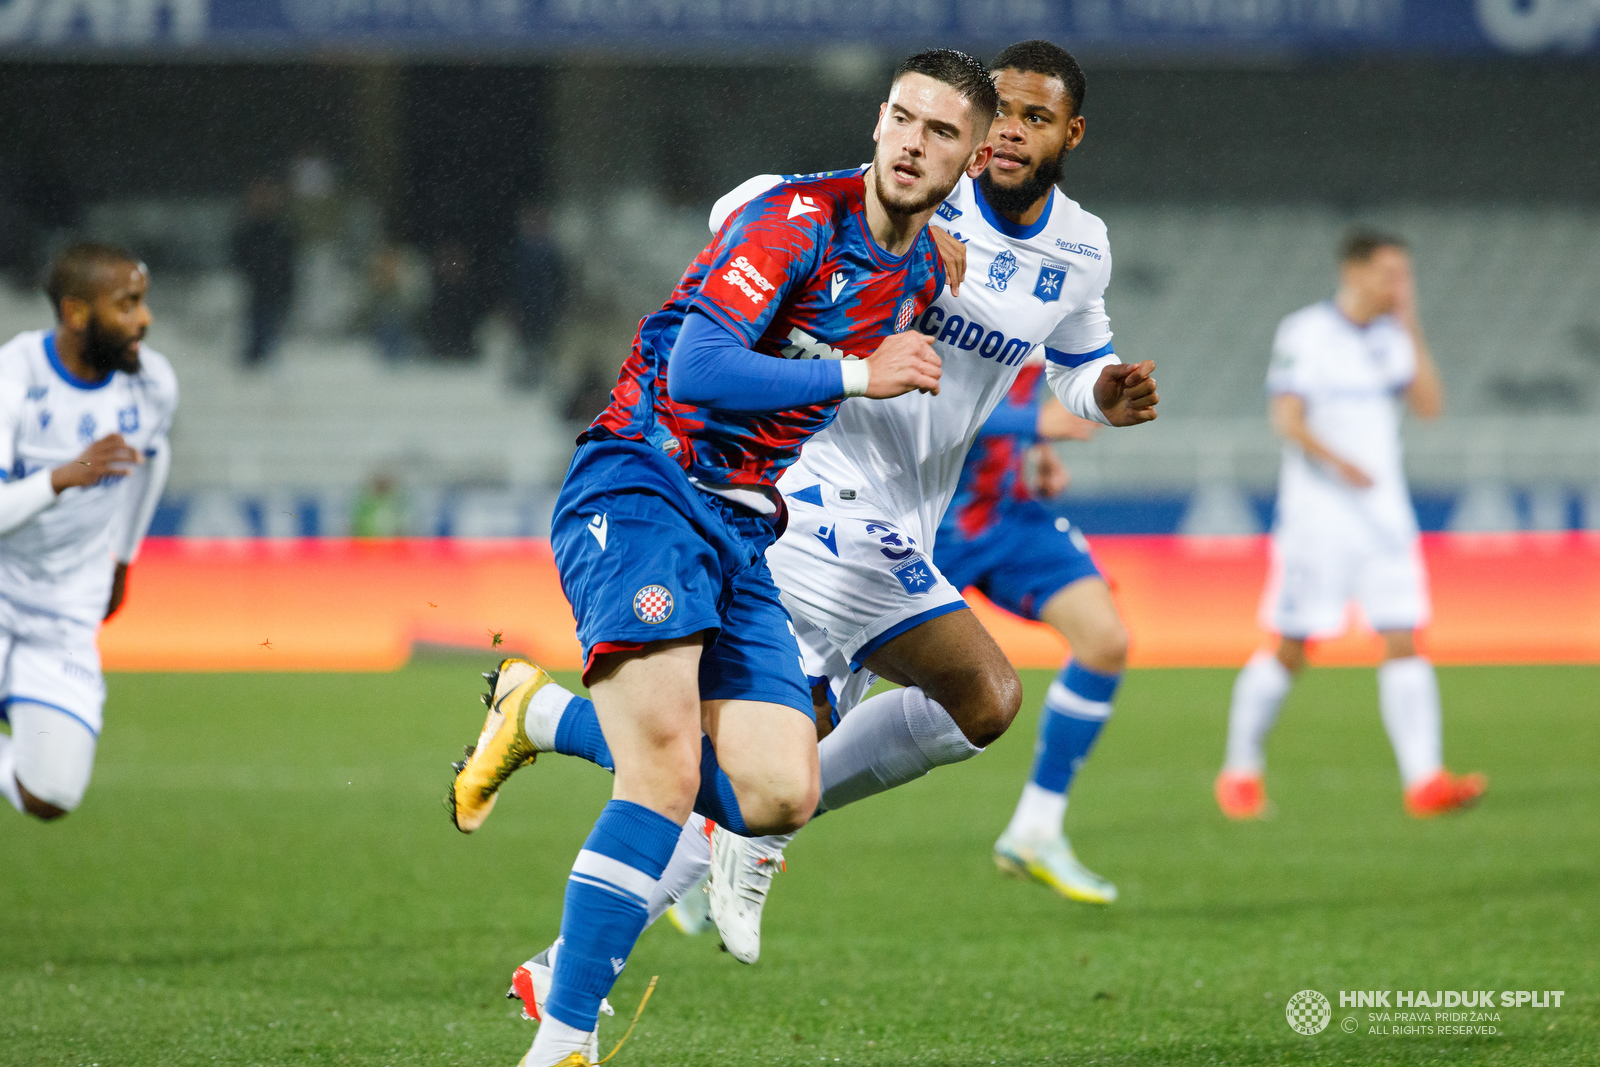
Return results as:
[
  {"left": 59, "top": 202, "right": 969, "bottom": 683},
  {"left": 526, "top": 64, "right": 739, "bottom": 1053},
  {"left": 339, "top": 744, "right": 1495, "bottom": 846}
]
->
[{"left": 1, "top": 0, "right": 1597, "bottom": 56}]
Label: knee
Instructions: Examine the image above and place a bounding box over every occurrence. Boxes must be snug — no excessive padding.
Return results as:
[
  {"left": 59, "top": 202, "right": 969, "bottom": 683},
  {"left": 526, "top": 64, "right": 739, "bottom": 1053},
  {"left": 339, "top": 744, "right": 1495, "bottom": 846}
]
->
[
  {"left": 18, "top": 782, "right": 70, "bottom": 821},
  {"left": 934, "top": 662, "right": 1023, "bottom": 748},
  {"left": 738, "top": 773, "right": 819, "bottom": 836},
  {"left": 1075, "top": 620, "right": 1129, "bottom": 676}
]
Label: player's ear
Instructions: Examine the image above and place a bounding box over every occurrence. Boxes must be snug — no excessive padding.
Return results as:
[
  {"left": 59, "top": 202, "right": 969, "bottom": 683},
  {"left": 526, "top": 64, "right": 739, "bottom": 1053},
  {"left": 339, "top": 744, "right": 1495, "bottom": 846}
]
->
[
  {"left": 59, "top": 295, "right": 90, "bottom": 333},
  {"left": 966, "top": 141, "right": 994, "bottom": 178},
  {"left": 1065, "top": 114, "right": 1087, "bottom": 152},
  {"left": 873, "top": 101, "right": 886, "bottom": 143}
]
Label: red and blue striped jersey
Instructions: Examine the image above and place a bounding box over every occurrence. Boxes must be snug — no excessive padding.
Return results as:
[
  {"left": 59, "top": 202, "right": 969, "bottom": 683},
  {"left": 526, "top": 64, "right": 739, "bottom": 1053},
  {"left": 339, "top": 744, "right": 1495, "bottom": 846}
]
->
[
  {"left": 939, "top": 361, "right": 1043, "bottom": 543},
  {"left": 584, "top": 169, "right": 944, "bottom": 491}
]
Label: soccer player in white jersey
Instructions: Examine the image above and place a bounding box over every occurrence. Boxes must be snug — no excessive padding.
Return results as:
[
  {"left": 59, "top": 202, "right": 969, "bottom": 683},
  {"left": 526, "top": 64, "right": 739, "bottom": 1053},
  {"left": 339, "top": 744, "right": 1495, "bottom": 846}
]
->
[
  {"left": 470, "top": 44, "right": 1158, "bottom": 1005},
  {"left": 1215, "top": 230, "right": 1485, "bottom": 821},
  {"left": 0, "top": 243, "right": 177, "bottom": 821}
]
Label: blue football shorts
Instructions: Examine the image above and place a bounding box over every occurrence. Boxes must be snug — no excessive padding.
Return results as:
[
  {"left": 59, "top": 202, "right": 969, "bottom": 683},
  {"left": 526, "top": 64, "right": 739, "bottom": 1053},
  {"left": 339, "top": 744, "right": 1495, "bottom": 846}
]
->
[
  {"left": 934, "top": 500, "right": 1102, "bottom": 621},
  {"left": 550, "top": 438, "right": 812, "bottom": 719}
]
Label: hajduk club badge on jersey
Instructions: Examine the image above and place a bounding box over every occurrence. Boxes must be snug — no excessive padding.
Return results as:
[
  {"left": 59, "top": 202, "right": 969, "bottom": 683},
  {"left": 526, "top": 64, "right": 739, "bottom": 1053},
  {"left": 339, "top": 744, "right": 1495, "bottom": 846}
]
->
[{"left": 895, "top": 297, "right": 917, "bottom": 332}]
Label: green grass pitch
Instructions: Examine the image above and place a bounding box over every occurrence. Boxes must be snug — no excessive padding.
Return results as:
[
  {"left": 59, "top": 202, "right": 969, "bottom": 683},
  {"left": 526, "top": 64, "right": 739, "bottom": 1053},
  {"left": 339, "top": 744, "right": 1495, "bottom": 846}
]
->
[{"left": 2, "top": 662, "right": 1595, "bottom": 1065}]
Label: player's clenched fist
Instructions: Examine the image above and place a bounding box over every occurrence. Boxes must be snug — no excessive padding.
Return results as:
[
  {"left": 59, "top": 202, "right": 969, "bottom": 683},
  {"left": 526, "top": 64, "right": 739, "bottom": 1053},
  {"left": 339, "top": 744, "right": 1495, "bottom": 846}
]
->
[
  {"left": 1093, "top": 360, "right": 1159, "bottom": 426},
  {"left": 52, "top": 433, "right": 142, "bottom": 493},
  {"left": 863, "top": 330, "right": 942, "bottom": 398}
]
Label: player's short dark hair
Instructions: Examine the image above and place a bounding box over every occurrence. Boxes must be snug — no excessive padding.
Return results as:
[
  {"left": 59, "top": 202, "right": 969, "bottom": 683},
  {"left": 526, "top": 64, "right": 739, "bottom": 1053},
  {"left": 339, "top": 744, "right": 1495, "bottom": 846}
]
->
[
  {"left": 1339, "top": 229, "right": 1407, "bottom": 264},
  {"left": 891, "top": 48, "right": 999, "bottom": 139},
  {"left": 991, "top": 40, "right": 1088, "bottom": 117},
  {"left": 45, "top": 242, "right": 142, "bottom": 321}
]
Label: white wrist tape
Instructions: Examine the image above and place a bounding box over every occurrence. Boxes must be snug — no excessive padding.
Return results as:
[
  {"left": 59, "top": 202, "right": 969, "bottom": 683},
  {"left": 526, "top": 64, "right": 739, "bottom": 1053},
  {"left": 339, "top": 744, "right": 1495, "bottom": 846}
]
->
[{"left": 840, "top": 359, "right": 871, "bottom": 398}]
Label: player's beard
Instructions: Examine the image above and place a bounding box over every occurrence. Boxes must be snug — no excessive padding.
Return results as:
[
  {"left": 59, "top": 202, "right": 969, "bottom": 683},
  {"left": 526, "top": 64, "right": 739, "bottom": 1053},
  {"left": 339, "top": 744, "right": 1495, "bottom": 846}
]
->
[
  {"left": 83, "top": 314, "right": 142, "bottom": 377},
  {"left": 871, "top": 159, "right": 953, "bottom": 218},
  {"left": 978, "top": 142, "right": 1067, "bottom": 217}
]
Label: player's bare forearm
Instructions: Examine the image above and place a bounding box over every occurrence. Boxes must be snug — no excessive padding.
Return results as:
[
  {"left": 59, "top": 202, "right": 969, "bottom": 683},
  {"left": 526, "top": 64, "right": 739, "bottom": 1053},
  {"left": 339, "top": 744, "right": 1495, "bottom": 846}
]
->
[
  {"left": 1269, "top": 393, "right": 1372, "bottom": 488},
  {"left": 1093, "top": 360, "right": 1159, "bottom": 426},
  {"left": 1028, "top": 443, "right": 1071, "bottom": 498},
  {"left": 1405, "top": 337, "right": 1444, "bottom": 419},
  {"left": 1036, "top": 397, "right": 1097, "bottom": 442},
  {"left": 930, "top": 227, "right": 966, "bottom": 297},
  {"left": 105, "top": 562, "right": 128, "bottom": 620}
]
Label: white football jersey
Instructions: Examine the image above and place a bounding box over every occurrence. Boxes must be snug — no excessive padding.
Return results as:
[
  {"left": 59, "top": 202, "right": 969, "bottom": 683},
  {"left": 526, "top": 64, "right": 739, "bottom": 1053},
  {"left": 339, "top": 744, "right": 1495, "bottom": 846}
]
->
[
  {"left": 711, "top": 171, "right": 1117, "bottom": 541},
  {"left": 0, "top": 330, "right": 179, "bottom": 623},
  {"left": 1267, "top": 302, "right": 1418, "bottom": 547}
]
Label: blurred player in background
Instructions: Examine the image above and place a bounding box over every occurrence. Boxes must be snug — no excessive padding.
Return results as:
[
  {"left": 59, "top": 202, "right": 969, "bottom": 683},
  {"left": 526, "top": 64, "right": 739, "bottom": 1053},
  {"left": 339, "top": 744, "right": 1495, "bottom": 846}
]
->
[
  {"left": 1215, "top": 231, "right": 1485, "bottom": 821},
  {"left": 447, "top": 51, "right": 995, "bottom": 1067},
  {"left": 934, "top": 356, "right": 1126, "bottom": 903},
  {"left": 0, "top": 243, "right": 177, "bottom": 822}
]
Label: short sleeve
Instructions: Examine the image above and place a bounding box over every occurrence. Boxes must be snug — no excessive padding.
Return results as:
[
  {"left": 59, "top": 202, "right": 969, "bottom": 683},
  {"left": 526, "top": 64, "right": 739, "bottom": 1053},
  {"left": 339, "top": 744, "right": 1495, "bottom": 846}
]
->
[
  {"left": 1041, "top": 251, "right": 1115, "bottom": 369},
  {"left": 1266, "top": 316, "right": 1312, "bottom": 396},
  {"left": 689, "top": 189, "right": 826, "bottom": 348}
]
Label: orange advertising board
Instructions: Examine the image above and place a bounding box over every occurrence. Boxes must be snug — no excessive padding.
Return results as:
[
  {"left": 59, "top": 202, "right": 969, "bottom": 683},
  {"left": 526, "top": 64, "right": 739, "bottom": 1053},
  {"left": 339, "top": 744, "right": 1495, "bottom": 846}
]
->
[{"left": 99, "top": 534, "right": 1600, "bottom": 673}]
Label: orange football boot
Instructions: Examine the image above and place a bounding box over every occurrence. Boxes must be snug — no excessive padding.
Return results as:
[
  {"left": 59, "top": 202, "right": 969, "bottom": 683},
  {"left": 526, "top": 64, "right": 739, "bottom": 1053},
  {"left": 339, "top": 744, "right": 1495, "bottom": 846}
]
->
[
  {"left": 1214, "top": 771, "right": 1268, "bottom": 820},
  {"left": 1404, "top": 770, "right": 1487, "bottom": 818}
]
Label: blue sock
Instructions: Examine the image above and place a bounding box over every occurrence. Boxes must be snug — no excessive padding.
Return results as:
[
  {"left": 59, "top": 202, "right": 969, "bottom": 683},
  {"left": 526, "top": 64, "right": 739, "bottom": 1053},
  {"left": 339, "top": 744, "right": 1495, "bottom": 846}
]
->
[
  {"left": 695, "top": 735, "right": 747, "bottom": 835},
  {"left": 553, "top": 696, "right": 614, "bottom": 772},
  {"left": 1030, "top": 660, "right": 1120, "bottom": 795},
  {"left": 544, "top": 800, "right": 681, "bottom": 1031},
  {"left": 552, "top": 699, "right": 746, "bottom": 834}
]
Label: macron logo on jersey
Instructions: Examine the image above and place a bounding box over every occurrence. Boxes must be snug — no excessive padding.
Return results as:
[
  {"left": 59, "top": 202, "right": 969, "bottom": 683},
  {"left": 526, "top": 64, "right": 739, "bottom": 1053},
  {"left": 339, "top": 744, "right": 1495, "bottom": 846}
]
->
[
  {"left": 587, "top": 513, "right": 608, "bottom": 550},
  {"left": 830, "top": 271, "right": 848, "bottom": 303},
  {"left": 787, "top": 194, "right": 822, "bottom": 220}
]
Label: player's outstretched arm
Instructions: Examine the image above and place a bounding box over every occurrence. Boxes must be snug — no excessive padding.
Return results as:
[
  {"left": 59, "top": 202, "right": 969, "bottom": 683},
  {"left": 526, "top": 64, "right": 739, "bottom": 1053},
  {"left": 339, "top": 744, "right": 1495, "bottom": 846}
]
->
[
  {"left": 1091, "top": 360, "right": 1160, "bottom": 426},
  {"left": 1268, "top": 394, "right": 1372, "bottom": 488},
  {"left": 669, "top": 311, "right": 872, "bottom": 412}
]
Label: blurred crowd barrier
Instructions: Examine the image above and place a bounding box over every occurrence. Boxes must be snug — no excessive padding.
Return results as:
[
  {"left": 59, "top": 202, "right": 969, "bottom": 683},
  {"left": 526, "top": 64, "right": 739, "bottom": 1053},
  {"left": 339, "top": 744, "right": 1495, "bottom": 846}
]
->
[{"left": 99, "top": 533, "right": 1600, "bottom": 672}]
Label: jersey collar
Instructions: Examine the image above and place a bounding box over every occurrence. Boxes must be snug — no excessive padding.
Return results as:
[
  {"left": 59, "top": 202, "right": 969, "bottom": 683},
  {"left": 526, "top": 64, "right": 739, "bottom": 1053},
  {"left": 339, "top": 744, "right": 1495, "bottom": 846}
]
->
[
  {"left": 971, "top": 177, "right": 1054, "bottom": 240},
  {"left": 43, "top": 331, "right": 115, "bottom": 391}
]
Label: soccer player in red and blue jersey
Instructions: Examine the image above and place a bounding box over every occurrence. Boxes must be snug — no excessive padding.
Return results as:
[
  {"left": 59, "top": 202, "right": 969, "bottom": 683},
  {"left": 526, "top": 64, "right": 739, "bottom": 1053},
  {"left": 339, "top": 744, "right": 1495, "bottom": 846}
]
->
[
  {"left": 447, "top": 50, "right": 998, "bottom": 1067},
  {"left": 935, "top": 353, "right": 1131, "bottom": 905}
]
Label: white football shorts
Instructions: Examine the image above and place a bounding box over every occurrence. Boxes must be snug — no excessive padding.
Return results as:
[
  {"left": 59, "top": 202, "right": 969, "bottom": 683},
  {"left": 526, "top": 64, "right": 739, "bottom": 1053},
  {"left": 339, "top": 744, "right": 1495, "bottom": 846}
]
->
[
  {"left": 1261, "top": 532, "right": 1431, "bottom": 639},
  {"left": 766, "top": 477, "right": 967, "bottom": 716},
  {"left": 0, "top": 596, "right": 104, "bottom": 811}
]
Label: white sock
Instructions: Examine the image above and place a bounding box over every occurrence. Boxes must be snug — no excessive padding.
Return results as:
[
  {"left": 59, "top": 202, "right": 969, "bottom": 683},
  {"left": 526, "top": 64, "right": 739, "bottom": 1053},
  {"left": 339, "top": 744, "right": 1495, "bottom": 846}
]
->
[
  {"left": 818, "top": 686, "right": 980, "bottom": 813},
  {"left": 527, "top": 1014, "right": 595, "bottom": 1067},
  {"left": 645, "top": 815, "right": 712, "bottom": 927},
  {"left": 0, "top": 734, "right": 21, "bottom": 812},
  {"left": 1223, "top": 649, "right": 1292, "bottom": 774},
  {"left": 1378, "top": 655, "right": 1443, "bottom": 788},
  {"left": 524, "top": 679, "right": 576, "bottom": 751},
  {"left": 1005, "top": 781, "right": 1067, "bottom": 841}
]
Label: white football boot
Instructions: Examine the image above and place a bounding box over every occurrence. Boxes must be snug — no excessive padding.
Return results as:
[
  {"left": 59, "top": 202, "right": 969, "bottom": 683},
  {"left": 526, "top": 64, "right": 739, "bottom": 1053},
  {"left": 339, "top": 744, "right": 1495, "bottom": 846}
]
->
[
  {"left": 508, "top": 939, "right": 611, "bottom": 1062},
  {"left": 706, "top": 824, "right": 791, "bottom": 964},
  {"left": 993, "top": 829, "right": 1118, "bottom": 904},
  {"left": 666, "top": 873, "right": 711, "bottom": 935}
]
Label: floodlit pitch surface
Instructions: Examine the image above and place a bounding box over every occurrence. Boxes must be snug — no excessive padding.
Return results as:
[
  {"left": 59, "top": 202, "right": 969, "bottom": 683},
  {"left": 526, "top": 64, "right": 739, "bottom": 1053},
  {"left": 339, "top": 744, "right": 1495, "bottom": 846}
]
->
[{"left": 2, "top": 663, "right": 1594, "bottom": 1066}]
